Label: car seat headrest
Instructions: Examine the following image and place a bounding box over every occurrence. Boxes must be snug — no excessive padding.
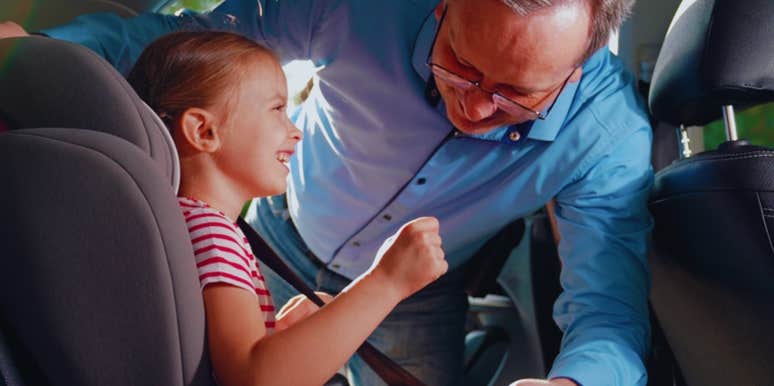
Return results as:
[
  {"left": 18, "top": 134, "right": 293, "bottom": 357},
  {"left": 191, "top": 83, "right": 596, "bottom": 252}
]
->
[
  {"left": 649, "top": 0, "right": 774, "bottom": 126},
  {"left": 0, "top": 36, "right": 179, "bottom": 191}
]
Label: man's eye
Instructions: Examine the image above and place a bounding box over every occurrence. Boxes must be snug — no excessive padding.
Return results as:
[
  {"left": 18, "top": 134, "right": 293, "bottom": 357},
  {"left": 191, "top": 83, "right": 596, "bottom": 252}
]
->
[
  {"left": 503, "top": 89, "right": 529, "bottom": 99},
  {"left": 456, "top": 61, "right": 478, "bottom": 76},
  {"left": 499, "top": 87, "right": 536, "bottom": 102},
  {"left": 273, "top": 104, "right": 286, "bottom": 111}
]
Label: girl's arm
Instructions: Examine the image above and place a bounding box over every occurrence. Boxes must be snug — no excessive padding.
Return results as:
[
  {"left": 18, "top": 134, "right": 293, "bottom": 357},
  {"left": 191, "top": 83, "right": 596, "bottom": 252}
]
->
[
  {"left": 205, "top": 216, "right": 447, "bottom": 386},
  {"left": 275, "top": 292, "right": 335, "bottom": 331}
]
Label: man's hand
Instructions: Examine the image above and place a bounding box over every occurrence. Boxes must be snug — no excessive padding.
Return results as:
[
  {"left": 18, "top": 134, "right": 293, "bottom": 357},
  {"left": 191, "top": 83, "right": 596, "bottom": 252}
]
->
[
  {"left": 0, "top": 21, "right": 29, "bottom": 39},
  {"left": 511, "top": 378, "right": 579, "bottom": 386},
  {"left": 275, "top": 291, "right": 334, "bottom": 331}
]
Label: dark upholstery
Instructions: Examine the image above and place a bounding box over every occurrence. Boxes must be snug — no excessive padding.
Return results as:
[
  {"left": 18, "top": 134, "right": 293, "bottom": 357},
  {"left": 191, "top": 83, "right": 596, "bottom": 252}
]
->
[
  {"left": 0, "top": 37, "right": 213, "bottom": 386},
  {"left": 649, "top": 0, "right": 774, "bottom": 126},
  {"left": 647, "top": 1, "right": 774, "bottom": 385}
]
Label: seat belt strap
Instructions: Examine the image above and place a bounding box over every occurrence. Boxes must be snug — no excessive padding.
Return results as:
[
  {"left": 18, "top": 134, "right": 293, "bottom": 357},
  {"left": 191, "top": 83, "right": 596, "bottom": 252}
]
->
[{"left": 237, "top": 218, "right": 426, "bottom": 386}]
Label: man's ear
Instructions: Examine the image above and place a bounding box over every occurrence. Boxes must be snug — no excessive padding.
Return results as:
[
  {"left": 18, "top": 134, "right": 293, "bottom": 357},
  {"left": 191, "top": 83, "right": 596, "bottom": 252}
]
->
[
  {"left": 569, "top": 67, "right": 583, "bottom": 83},
  {"left": 177, "top": 107, "right": 221, "bottom": 153}
]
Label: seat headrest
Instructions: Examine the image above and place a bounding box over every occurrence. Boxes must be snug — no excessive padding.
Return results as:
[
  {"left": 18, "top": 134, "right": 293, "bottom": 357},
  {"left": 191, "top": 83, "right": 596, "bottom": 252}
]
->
[
  {"left": 649, "top": 0, "right": 774, "bottom": 126},
  {"left": 0, "top": 36, "right": 179, "bottom": 191}
]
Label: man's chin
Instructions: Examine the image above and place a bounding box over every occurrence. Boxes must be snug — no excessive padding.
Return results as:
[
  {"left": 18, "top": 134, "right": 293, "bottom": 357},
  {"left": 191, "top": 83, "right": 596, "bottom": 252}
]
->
[{"left": 448, "top": 115, "right": 504, "bottom": 136}]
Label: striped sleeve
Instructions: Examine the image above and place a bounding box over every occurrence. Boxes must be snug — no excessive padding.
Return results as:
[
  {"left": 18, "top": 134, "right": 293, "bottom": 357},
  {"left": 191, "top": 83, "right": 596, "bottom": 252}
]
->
[{"left": 185, "top": 210, "right": 257, "bottom": 295}]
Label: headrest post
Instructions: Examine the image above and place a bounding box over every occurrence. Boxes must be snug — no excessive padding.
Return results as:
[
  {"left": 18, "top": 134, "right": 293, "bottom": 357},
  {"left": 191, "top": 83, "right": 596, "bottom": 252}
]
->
[
  {"left": 676, "top": 125, "right": 693, "bottom": 159},
  {"left": 722, "top": 105, "right": 739, "bottom": 141}
]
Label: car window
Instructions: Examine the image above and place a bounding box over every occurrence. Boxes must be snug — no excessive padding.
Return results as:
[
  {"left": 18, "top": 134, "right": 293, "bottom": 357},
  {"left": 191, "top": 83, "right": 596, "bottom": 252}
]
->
[
  {"left": 160, "top": 0, "right": 224, "bottom": 14},
  {"left": 703, "top": 102, "right": 774, "bottom": 149}
]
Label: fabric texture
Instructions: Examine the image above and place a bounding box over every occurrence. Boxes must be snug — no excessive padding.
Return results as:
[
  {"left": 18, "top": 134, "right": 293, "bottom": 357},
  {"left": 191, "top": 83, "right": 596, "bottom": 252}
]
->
[
  {"left": 0, "top": 128, "right": 212, "bottom": 386},
  {"left": 179, "top": 197, "right": 276, "bottom": 332},
  {"left": 43, "top": 2, "right": 654, "bottom": 384}
]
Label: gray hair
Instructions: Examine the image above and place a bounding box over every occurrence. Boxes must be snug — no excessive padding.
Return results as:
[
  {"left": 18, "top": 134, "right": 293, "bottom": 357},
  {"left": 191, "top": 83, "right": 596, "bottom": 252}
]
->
[{"left": 500, "top": 0, "right": 635, "bottom": 61}]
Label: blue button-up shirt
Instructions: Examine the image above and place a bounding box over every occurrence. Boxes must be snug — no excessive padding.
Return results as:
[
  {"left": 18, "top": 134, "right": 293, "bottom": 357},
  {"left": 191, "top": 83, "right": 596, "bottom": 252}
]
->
[{"left": 43, "top": 1, "right": 653, "bottom": 384}]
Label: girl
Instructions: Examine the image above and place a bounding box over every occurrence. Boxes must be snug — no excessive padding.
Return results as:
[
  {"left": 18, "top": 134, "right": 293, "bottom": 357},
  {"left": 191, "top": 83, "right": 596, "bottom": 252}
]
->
[{"left": 127, "top": 31, "right": 448, "bottom": 386}]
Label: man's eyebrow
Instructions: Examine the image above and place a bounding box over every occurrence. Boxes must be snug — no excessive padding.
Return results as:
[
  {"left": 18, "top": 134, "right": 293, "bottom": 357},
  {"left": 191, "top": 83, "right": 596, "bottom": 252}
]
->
[{"left": 455, "top": 50, "right": 473, "bottom": 66}]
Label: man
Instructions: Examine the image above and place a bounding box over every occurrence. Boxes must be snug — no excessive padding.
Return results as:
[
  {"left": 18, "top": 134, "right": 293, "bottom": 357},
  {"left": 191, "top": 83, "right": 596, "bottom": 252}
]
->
[{"left": 0, "top": 0, "right": 652, "bottom": 384}]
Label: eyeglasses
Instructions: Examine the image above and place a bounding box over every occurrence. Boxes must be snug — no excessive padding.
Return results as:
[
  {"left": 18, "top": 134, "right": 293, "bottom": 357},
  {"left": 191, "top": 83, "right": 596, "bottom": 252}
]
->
[{"left": 425, "top": 6, "right": 573, "bottom": 121}]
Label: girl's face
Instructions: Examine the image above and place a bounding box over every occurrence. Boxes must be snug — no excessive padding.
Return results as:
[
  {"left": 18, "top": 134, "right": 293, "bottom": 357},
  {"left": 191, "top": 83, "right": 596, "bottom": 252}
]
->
[{"left": 216, "top": 56, "right": 302, "bottom": 198}]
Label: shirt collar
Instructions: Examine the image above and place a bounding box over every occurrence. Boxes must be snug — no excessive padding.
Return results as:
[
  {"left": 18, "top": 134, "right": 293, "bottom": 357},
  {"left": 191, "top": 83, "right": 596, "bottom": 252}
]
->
[
  {"left": 411, "top": 9, "right": 436, "bottom": 83},
  {"left": 411, "top": 11, "right": 580, "bottom": 143}
]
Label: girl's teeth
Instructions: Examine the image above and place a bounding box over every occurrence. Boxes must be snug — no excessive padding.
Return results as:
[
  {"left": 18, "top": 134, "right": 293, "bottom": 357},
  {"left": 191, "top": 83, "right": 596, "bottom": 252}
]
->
[{"left": 277, "top": 153, "right": 290, "bottom": 164}]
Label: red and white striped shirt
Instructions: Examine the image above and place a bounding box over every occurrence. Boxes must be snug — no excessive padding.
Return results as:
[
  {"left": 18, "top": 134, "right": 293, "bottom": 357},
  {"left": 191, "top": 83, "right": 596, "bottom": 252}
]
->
[{"left": 178, "top": 196, "right": 276, "bottom": 332}]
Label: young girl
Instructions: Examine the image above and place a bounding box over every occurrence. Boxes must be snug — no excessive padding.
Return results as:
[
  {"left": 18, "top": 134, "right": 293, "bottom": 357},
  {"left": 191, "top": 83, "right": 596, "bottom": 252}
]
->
[{"left": 127, "top": 31, "right": 448, "bottom": 386}]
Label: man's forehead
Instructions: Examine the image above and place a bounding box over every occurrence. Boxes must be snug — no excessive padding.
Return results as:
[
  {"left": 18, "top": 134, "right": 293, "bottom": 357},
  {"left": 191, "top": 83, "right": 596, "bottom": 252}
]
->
[
  {"left": 447, "top": 0, "right": 589, "bottom": 44},
  {"left": 446, "top": 0, "right": 590, "bottom": 87}
]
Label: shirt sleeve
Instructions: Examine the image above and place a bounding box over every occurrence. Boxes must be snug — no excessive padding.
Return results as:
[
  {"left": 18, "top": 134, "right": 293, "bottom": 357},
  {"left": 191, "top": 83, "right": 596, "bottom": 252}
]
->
[
  {"left": 40, "top": 11, "right": 189, "bottom": 75},
  {"left": 548, "top": 117, "right": 654, "bottom": 386},
  {"left": 39, "top": 0, "right": 342, "bottom": 74},
  {"left": 190, "top": 222, "right": 257, "bottom": 296}
]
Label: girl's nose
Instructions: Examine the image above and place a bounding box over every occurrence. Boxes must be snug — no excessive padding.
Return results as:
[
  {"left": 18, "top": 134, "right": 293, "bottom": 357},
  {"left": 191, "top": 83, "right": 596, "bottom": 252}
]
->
[{"left": 289, "top": 123, "right": 303, "bottom": 141}]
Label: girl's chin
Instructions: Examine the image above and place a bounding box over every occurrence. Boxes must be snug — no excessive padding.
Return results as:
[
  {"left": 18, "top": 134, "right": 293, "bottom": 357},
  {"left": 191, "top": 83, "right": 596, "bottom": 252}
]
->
[{"left": 250, "top": 181, "right": 287, "bottom": 199}]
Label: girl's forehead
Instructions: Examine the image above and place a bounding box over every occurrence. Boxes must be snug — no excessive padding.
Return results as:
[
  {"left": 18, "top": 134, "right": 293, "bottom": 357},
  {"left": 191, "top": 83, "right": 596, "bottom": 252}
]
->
[{"left": 239, "top": 60, "right": 288, "bottom": 99}]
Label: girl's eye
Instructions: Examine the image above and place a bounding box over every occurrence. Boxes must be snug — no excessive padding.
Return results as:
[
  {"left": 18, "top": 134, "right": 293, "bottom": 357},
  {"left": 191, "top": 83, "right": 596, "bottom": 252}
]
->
[{"left": 273, "top": 104, "right": 286, "bottom": 112}]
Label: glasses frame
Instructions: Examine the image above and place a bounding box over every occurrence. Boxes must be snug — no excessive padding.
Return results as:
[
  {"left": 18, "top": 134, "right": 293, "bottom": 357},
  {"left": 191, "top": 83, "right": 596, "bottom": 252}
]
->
[{"left": 425, "top": 6, "right": 574, "bottom": 121}]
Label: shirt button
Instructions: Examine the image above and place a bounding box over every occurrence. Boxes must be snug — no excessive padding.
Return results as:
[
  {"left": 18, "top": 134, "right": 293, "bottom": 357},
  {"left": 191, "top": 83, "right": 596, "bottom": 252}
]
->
[
  {"left": 417, "top": 177, "right": 427, "bottom": 185},
  {"left": 331, "top": 263, "right": 341, "bottom": 269},
  {"left": 382, "top": 214, "right": 392, "bottom": 221},
  {"left": 509, "top": 131, "right": 521, "bottom": 142},
  {"left": 352, "top": 241, "right": 361, "bottom": 247}
]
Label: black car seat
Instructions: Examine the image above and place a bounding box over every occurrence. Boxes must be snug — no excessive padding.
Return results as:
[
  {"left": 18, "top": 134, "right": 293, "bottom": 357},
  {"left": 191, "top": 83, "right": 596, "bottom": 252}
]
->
[
  {"left": 0, "top": 36, "right": 214, "bottom": 386},
  {"left": 647, "top": 0, "right": 774, "bottom": 385}
]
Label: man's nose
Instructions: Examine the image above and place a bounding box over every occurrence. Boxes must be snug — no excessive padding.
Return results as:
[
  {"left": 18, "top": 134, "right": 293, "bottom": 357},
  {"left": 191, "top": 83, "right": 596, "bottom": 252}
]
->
[{"left": 460, "top": 89, "right": 497, "bottom": 121}]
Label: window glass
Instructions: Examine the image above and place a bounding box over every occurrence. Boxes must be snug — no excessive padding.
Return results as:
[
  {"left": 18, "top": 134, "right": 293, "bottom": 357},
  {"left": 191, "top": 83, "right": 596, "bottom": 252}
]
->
[
  {"left": 160, "top": 0, "right": 223, "bottom": 14},
  {"left": 703, "top": 102, "right": 774, "bottom": 149}
]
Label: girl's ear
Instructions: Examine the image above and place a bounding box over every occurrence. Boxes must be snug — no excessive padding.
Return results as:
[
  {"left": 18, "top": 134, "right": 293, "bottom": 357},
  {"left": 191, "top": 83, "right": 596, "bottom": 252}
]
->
[{"left": 177, "top": 107, "right": 222, "bottom": 153}]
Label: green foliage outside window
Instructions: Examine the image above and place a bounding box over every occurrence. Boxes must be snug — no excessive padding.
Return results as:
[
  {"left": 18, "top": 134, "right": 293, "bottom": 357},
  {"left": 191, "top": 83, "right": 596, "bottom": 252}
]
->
[
  {"left": 160, "top": 0, "right": 224, "bottom": 14},
  {"left": 703, "top": 102, "right": 774, "bottom": 149}
]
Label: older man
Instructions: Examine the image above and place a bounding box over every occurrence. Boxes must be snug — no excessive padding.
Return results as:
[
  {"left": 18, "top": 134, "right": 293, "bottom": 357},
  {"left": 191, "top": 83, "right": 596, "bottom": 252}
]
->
[{"left": 0, "top": 0, "right": 652, "bottom": 384}]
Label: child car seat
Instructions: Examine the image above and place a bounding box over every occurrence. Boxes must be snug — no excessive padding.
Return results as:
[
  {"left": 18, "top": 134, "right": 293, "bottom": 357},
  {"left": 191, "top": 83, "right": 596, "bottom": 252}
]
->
[{"left": 0, "top": 36, "right": 214, "bottom": 386}]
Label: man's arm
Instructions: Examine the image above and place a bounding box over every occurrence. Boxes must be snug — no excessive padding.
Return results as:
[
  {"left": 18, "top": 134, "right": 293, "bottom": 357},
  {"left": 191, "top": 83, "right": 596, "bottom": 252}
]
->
[
  {"left": 0, "top": 21, "right": 28, "bottom": 38},
  {"left": 547, "top": 123, "right": 654, "bottom": 386},
  {"left": 38, "top": 11, "right": 193, "bottom": 74},
  {"left": 34, "top": 0, "right": 337, "bottom": 74}
]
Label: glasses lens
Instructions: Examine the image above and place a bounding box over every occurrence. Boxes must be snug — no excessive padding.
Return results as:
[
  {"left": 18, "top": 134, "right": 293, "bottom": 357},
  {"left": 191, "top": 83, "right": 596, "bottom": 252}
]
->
[
  {"left": 492, "top": 94, "right": 540, "bottom": 120},
  {"left": 430, "top": 63, "right": 544, "bottom": 120},
  {"left": 430, "top": 65, "right": 474, "bottom": 90}
]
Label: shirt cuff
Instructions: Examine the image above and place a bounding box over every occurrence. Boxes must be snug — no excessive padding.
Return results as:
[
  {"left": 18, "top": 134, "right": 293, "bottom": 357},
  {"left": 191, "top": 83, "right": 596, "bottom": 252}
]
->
[{"left": 547, "top": 341, "right": 648, "bottom": 386}]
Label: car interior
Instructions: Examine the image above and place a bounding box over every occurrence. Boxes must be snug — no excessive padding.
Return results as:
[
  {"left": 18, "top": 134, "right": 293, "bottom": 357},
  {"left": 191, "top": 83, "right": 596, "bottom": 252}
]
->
[
  {"left": 646, "top": 0, "right": 774, "bottom": 385},
  {"left": 1, "top": 0, "right": 773, "bottom": 385}
]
